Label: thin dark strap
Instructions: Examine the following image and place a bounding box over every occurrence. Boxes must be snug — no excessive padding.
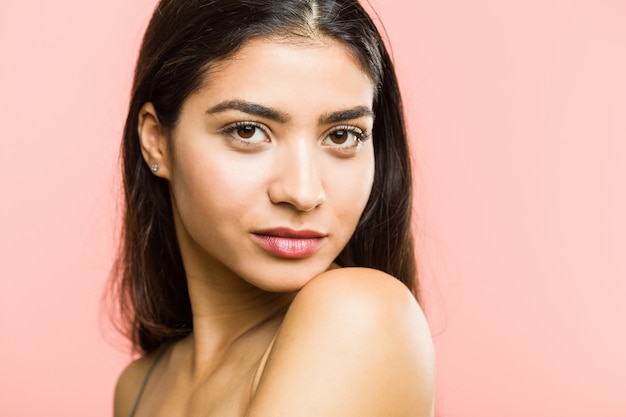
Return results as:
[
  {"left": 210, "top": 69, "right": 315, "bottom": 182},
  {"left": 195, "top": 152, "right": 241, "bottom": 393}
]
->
[{"left": 127, "top": 348, "right": 168, "bottom": 417}]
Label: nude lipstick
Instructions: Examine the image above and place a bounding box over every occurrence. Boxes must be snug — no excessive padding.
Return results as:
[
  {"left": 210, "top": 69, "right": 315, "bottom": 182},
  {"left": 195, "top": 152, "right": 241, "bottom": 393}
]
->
[{"left": 251, "top": 228, "right": 325, "bottom": 259}]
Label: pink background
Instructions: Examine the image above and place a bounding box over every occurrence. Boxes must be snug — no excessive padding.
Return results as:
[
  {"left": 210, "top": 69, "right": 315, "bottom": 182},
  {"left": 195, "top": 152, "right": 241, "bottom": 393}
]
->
[{"left": 1, "top": 0, "right": 625, "bottom": 415}]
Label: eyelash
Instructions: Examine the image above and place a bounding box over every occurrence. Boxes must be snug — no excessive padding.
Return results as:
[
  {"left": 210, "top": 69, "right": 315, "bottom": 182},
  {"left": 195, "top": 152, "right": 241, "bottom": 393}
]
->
[
  {"left": 324, "top": 125, "right": 371, "bottom": 147},
  {"left": 219, "top": 121, "right": 270, "bottom": 147},
  {"left": 320, "top": 125, "right": 372, "bottom": 157},
  {"left": 218, "top": 121, "right": 372, "bottom": 152}
]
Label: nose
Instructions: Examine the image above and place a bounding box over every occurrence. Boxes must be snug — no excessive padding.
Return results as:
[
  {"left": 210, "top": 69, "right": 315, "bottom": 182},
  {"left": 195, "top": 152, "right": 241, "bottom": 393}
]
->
[{"left": 268, "top": 140, "right": 326, "bottom": 211}]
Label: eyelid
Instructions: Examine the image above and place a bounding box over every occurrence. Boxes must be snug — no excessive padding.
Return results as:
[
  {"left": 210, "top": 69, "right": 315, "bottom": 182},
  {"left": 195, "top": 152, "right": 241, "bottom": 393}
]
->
[
  {"left": 218, "top": 120, "right": 271, "bottom": 146},
  {"left": 325, "top": 124, "right": 372, "bottom": 143},
  {"left": 219, "top": 120, "right": 270, "bottom": 135},
  {"left": 320, "top": 124, "right": 372, "bottom": 158}
]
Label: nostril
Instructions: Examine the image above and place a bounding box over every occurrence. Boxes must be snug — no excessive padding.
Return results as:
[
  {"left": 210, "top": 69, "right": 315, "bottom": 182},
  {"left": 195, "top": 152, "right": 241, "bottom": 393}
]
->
[
  {"left": 267, "top": 172, "right": 326, "bottom": 212},
  {"left": 269, "top": 187, "right": 325, "bottom": 212}
]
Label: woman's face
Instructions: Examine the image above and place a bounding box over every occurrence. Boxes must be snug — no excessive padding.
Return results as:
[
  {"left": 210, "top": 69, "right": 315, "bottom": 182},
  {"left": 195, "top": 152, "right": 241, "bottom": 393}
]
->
[{"left": 155, "top": 38, "right": 375, "bottom": 292}]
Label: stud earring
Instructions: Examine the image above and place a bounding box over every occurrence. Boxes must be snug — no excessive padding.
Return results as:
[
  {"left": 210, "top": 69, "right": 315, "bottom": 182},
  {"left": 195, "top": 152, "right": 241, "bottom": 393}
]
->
[{"left": 150, "top": 163, "right": 159, "bottom": 172}]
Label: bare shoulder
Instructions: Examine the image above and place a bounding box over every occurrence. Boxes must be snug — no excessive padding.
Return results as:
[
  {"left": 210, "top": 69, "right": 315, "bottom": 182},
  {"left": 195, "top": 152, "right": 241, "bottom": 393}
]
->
[
  {"left": 295, "top": 267, "right": 423, "bottom": 313},
  {"left": 289, "top": 268, "right": 433, "bottom": 350},
  {"left": 113, "top": 350, "right": 162, "bottom": 417},
  {"left": 248, "top": 268, "right": 435, "bottom": 417}
]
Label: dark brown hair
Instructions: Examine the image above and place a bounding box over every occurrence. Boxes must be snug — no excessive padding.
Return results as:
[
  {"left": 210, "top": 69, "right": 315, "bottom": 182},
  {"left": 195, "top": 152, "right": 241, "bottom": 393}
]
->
[{"left": 110, "top": 0, "right": 416, "bottom": 355}]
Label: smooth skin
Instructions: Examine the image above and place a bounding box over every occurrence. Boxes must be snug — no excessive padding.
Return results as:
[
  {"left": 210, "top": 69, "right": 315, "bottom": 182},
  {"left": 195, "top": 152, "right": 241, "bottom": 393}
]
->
[{"left": 114, "top": 37, "right": 434, "bottom": 417}]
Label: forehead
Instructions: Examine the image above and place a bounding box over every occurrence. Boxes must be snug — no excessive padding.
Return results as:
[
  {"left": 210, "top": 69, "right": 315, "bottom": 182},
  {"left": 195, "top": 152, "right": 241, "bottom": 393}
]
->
[{"left": 189, "top": 38, "right": 375, "bottom": 112}]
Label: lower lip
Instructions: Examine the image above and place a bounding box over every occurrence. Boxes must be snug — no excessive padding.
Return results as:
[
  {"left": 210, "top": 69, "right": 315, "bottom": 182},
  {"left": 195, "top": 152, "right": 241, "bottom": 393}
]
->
[{"left": 252, "top": 234, "right": 325, "bottom": 259}]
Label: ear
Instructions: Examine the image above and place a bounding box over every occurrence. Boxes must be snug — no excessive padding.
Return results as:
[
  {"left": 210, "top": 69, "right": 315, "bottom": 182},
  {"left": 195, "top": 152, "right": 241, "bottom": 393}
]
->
[{"left": 138, "top": 102, "right": 171, "bottom": 179}]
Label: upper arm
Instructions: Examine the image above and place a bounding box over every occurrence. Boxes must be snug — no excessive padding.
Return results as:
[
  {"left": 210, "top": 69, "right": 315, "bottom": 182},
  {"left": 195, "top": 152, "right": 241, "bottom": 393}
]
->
[
  {"left": 113, "top": 354, "right": 154, "bottom": 417},
  {"left": 247, "top": 268, "right": 435, "bottom": 417}
]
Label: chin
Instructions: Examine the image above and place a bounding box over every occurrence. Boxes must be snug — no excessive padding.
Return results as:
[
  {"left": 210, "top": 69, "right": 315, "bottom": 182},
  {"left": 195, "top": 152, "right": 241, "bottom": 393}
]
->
[{"left": 244, "top": 261, "right": 334, "bottom": 293}]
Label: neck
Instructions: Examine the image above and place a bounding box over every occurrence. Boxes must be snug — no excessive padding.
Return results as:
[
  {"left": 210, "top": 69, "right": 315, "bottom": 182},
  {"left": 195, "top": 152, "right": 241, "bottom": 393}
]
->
[
  {"left": 170, "top": 206, "right": 296, "bottom": 378},
  {"left": 183, "top": 261, "right": 295, "bottom": 378}
]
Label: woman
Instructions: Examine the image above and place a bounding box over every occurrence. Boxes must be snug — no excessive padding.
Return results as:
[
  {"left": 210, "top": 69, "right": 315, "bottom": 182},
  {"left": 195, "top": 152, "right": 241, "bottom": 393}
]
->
[{"left": 110, "top": 0, "right": 435, "bottom": 416}]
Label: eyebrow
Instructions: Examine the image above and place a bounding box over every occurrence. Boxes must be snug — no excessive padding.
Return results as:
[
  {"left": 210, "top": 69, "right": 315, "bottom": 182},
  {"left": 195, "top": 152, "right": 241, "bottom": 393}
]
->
[
  {"left": 207, "top": 100, "right": 373, "bottom": 125},
  {"left": 207, "top": 100, "right": 290, "bottom": 123},
  {"left": 319, "top": 106, "right": 373, "bottom": 125}
]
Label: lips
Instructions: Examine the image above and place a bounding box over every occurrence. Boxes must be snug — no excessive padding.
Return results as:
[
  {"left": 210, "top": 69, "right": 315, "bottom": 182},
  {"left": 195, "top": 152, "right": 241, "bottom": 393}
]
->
[{"left": 252, "top": 228, "right": 326, "bottom": 259}]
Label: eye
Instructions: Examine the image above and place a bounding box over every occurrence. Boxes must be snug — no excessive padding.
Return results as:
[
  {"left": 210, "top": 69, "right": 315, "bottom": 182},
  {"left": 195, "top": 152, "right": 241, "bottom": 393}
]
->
[
  {"left": 220, "top": 121, "right": 270, "bottom": 146},
  {"left": 321, "top": 126, "right": 370, "bottom": 155}
]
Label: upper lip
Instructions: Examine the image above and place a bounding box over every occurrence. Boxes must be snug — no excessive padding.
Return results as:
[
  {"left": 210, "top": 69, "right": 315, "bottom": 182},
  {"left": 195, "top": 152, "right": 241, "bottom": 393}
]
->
[{"left": 253, "top": 227, "right": 326, "bottom": 238}]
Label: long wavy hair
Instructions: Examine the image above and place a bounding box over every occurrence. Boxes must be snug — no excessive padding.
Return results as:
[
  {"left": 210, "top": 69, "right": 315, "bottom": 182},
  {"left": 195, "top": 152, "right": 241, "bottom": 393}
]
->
[{"left": 110, "top": 0, "right": 416, "bottom": 355}]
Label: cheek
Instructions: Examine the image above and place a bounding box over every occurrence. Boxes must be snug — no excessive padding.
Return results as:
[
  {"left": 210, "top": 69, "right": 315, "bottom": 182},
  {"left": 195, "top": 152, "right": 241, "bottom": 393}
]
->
[
  {"left": 169, "top": 148, "right": 267, "bottom": 230},
  {"left": 325, "top": 150, "right": 375, "bottom": 225}
]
